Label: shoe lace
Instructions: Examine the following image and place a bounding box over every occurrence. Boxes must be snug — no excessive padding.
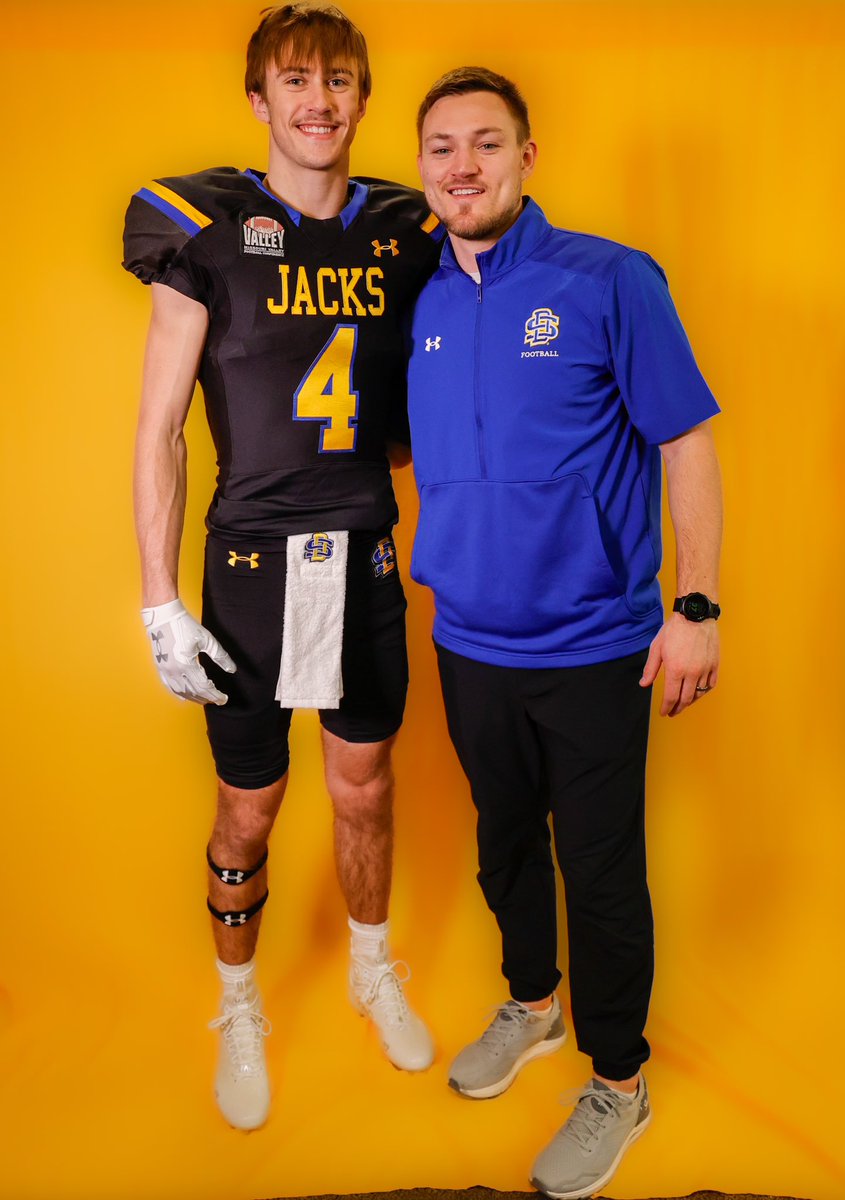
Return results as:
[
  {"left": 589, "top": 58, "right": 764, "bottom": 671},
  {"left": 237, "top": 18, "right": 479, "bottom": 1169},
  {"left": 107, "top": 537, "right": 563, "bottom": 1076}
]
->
[
  {"left": 557, "top": 1083, "right": 627, "bottom": 1152},
  {"left": 478, "top": 1001, "right": 540, "bottom": 1054},
  {"left": 209, "top": 993, "right": 272, "bottom": 1076},
  {"left": 355, "top": 959, "right": 412, "bottom": 1027}
]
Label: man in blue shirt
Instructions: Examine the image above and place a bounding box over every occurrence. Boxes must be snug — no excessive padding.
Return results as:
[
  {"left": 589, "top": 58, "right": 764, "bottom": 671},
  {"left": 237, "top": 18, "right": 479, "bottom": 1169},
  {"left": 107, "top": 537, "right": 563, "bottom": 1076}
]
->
[{"left": 408, "top": 67, "right": 722, "bottom": 1199}]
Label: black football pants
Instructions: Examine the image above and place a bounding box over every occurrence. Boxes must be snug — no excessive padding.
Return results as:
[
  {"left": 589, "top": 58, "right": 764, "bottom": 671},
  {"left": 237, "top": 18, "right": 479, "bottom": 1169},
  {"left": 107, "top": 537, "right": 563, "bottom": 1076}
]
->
[{"left": 436, "top": 644, "right": 654, "bottom": 1081}]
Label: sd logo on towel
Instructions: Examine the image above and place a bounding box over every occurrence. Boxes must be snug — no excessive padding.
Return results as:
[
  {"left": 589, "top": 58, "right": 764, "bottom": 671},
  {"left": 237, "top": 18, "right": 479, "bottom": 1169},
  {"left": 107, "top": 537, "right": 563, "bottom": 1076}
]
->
[{"left": 303, "top": 533, "right": 334, "bottom": 562}]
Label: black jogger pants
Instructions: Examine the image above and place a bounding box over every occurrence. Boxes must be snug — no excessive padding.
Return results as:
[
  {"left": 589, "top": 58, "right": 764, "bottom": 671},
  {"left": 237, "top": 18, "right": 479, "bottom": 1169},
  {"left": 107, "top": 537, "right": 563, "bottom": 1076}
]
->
[{"left": 436, "top": 643, "right": 654, "bottom": 1081}]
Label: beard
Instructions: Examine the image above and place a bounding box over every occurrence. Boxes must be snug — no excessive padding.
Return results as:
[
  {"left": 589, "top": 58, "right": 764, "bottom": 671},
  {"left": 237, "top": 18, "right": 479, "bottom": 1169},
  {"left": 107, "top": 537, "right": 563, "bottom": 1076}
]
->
[{"left": 436, "top": 197, "right": 523, "bottom": 243}]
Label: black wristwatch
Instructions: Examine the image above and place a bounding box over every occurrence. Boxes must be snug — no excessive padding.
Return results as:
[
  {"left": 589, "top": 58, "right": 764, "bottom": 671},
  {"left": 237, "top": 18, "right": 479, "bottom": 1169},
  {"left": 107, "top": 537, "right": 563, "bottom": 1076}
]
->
[{"left": 673, "top": 593, "right": 721, "bottom": 622}]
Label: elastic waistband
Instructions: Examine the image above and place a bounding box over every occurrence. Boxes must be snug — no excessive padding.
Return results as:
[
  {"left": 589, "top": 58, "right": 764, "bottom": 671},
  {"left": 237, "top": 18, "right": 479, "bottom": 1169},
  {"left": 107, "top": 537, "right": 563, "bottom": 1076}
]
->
[{"left": 205, "top": 527, "right": 395, "bottom": 552}]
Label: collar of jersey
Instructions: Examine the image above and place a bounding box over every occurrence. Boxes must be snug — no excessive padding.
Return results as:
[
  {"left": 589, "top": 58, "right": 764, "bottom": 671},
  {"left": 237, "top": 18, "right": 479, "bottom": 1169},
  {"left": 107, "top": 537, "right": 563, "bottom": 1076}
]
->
[
  {"left": 242, "top": 169, "right": 368, "bottom": 229},
  {"left": 439, "top": 196, "right": 552, "bottom": 282}
]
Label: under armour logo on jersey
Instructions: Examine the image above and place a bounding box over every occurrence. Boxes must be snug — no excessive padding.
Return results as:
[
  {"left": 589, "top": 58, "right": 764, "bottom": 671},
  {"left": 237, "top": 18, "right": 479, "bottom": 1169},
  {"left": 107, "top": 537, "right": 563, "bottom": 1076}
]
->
[
  {"left": 228, "top": 551, "right": 260, "bottom": 569},
  {"left": 372, "top": 536, "right": 397, "bottom": 578},
  {"left": 425, "top": 336, "right": 442, "bottom": 352},
  {"left": 150, "top": 630, "right": 168, "bottom": 663},
  {"left": 304, "top": 533, "right": 335, "bottom": 562},
  {"left": 372, "top": 239, "right": 399, "bottom": 257},
  {"left": 524, "top": 307, "right": 560, "bottom": 347}
]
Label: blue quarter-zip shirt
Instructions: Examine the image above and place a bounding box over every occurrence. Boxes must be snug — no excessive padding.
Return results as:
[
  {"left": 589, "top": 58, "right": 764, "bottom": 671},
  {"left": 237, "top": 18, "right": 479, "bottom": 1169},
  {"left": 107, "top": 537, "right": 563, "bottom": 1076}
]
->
[{"left": 407, "top": 198, "right": 719, "bottom": 668}]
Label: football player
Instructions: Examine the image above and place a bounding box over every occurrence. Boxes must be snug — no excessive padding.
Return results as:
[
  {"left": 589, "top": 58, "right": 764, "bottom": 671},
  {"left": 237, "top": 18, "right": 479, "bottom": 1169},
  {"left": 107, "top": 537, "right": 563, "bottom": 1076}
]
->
[{"left": 124, "top": 3, "right": 442, "bottom": 1130}]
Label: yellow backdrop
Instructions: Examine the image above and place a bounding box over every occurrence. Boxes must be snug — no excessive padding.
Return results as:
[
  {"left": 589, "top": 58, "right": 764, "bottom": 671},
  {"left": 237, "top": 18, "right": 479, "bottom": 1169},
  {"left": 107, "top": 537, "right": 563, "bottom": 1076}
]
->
[{"left": 1, "top": 2, "right": 843, "bottom": 1198}]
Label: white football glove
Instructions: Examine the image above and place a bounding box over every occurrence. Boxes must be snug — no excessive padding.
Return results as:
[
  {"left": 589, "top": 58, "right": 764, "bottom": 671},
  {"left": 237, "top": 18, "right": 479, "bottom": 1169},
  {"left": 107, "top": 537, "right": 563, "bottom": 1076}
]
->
[{"left": 141, "top": 599, "right": 236, "bottom": 705}]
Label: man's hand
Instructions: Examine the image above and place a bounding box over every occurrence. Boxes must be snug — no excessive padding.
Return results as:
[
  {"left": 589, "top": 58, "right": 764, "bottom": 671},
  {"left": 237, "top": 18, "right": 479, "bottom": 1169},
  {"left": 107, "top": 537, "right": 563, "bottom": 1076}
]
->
[
  {"left": 639, "top": 612, "right": 719, "bottom": 717},
  {"left": 141, "top": 599, "right": 236, "bottom": 705}
]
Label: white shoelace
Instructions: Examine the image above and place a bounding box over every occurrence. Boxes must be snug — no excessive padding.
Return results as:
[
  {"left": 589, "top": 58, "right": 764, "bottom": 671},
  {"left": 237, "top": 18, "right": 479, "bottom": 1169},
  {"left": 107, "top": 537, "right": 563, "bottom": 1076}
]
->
[
  {"left": 353, "top": 959, "right": 412, "bottom": 1027},
  {"left": 209, "top": 997, "right": 271, "bottom": 1076}
]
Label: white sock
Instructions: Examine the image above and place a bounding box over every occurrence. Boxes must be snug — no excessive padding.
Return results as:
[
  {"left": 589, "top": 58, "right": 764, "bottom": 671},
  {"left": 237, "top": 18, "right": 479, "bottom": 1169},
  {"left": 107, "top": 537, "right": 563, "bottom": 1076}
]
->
[
  {"left": 348, "top": 916, "right": 390, "bottom": 967},
  {"left": 216, "top": 957, "right": 257, "bottom": 1002},
  {"left": 526, "top": 999, "right": 553, "bottom": 1016},
  {"left": 598, "top": 1076, "right": 640, "bottom": 1099}
]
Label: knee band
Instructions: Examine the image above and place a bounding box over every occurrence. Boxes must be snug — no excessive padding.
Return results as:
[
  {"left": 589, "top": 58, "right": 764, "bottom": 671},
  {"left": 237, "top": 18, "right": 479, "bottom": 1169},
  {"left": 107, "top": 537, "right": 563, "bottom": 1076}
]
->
[
  {"left": 206, "top": 844, "right": 268, "bottom": 886},
  {"left": 207, "top": 890, "right": 268, "bottom": 927}
]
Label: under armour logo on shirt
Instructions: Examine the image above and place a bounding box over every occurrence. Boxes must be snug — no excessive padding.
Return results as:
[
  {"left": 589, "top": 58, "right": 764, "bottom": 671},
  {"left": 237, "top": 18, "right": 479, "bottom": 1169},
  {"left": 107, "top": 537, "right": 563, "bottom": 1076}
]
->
[
  {"left": 425, "top": 336, "right": 442, "bottom": 352},
  {"left": 372, "top": 239, "right": 399, "bottom": 257}
]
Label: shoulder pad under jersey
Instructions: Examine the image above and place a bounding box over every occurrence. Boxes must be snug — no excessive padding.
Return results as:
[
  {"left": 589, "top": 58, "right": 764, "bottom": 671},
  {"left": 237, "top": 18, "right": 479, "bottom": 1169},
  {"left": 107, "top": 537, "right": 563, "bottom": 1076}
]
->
[{"left": 122, "top": 166, "right": 255, "bottom": 284}]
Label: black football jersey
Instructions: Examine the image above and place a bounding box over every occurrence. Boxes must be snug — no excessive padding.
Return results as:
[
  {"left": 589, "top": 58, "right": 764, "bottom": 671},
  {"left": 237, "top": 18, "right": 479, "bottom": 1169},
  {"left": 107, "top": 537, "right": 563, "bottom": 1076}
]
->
[{"left": 123, "top": 167, "right": 443, "bottom": 541}]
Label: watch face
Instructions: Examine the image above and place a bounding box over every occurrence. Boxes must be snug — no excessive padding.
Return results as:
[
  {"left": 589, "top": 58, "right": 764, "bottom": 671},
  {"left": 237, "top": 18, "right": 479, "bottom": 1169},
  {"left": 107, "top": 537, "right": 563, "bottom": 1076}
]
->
[{"left": 684, "top": 592, "right": 710, "bottom": 621}]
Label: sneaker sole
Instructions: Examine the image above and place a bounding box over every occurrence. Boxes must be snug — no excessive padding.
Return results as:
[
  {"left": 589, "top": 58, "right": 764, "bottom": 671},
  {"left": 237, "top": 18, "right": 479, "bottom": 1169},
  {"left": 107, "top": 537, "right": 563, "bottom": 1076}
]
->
[
  {"left": 530, "top": 1108, "right": 652, "bottom": 1199},
  {"left": 449, "top": 1030, "right": 568, "bottom": 1100}
]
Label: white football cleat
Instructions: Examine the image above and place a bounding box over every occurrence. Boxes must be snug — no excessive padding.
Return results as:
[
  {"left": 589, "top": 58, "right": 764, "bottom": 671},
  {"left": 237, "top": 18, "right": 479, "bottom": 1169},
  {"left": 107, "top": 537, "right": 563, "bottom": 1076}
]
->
[
  {"left": 349, "top": 958, "right": 434, "bottom": 1072},
  {"left": 208, "top": 987, "right": 271, "bottom": 1130}
]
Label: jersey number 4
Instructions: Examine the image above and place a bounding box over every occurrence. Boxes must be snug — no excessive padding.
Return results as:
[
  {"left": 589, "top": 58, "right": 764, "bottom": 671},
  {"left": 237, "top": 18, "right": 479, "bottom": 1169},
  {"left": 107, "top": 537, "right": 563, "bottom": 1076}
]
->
[{"left": 294, "top": 324, "right": 359, "bottom": 452}]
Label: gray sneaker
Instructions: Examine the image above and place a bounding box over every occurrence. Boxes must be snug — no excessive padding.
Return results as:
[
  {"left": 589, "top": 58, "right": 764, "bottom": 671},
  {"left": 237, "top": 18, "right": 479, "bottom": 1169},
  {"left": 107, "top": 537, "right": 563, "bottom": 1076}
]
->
[
  {"left": 530, "top": 1076, "right": 651, "bottom": 1199},
  {"left": 449, "top": 996, "right": 566, "bottom": 1099}
]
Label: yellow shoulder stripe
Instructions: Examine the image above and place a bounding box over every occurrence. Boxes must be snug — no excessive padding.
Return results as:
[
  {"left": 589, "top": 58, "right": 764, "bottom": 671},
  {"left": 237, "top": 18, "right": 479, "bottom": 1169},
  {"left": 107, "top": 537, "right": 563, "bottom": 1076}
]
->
[
  {"left": 420, "top": 212, "right": 440, "bottom": 235},
  {"left": 147, "top": 182, "right": 213, "bottom": 229}
]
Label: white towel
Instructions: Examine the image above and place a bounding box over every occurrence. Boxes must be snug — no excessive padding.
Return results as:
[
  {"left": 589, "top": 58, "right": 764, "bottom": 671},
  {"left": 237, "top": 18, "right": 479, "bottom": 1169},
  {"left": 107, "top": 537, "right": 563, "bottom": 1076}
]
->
[{"left": 276, "top": 530, "right": 348, "bottom": 709}]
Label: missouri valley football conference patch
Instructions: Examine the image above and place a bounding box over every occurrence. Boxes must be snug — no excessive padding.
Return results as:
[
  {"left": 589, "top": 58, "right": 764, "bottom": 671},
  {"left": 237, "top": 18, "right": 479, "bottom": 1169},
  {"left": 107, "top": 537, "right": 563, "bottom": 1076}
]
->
[{"left": 241, "top": 214, "right": 285, "bottom": 257}]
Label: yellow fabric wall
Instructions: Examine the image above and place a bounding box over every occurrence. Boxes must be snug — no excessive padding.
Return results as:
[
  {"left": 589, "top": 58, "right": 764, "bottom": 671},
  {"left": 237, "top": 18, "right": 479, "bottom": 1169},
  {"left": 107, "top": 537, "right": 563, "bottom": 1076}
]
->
[{"left": 1, "top": 2, "right": 843, "bottom": 1197}]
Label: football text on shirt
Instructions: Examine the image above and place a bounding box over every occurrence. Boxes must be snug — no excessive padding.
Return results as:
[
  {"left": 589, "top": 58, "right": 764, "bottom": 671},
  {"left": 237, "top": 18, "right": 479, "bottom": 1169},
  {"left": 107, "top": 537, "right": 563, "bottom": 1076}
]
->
[{"left": 267, "top": 265, "right": 386, "bottom": 317}]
